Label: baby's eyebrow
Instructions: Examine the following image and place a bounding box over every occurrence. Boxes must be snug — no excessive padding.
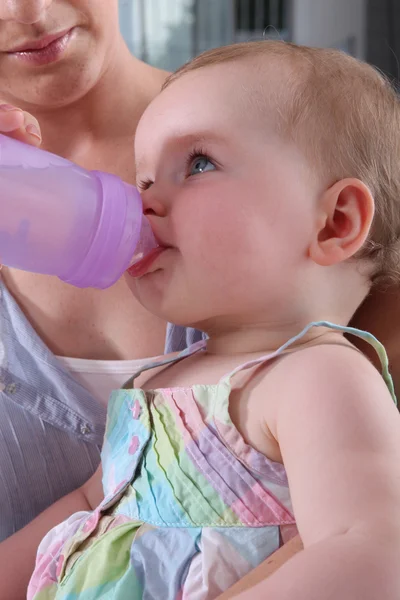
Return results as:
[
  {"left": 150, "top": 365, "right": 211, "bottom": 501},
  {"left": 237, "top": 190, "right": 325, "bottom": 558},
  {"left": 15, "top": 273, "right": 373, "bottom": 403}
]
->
[
  {"left": 163, "top": 131, "right": 228, "bottom": 154},
  {"left": 136, "top": 130, "right": 227, "bottom": 172}
]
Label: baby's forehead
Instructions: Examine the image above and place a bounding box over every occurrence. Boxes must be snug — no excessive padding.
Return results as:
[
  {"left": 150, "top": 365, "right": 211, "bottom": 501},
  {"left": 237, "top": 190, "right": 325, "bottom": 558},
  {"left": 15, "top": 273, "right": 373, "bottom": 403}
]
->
[
  {"left": 167, "top": 57, "right": 287, "bottom": 107},
  {"left": 138, "top": 58, "right": 286, "bottom": 144}
]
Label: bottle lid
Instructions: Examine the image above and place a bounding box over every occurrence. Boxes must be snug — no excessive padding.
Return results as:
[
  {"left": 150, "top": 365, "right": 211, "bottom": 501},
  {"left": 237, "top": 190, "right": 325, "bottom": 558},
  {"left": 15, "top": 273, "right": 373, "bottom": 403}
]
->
[{"left": 62, "top": 171, "right": 143, "bottom": 289}]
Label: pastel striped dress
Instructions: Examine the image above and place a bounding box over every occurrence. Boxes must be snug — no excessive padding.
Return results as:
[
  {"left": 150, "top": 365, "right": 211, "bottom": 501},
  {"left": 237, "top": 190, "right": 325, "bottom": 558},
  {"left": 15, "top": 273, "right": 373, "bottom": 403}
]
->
[{"left": 28, "top": 322, "right": 395, "bottom": 600}]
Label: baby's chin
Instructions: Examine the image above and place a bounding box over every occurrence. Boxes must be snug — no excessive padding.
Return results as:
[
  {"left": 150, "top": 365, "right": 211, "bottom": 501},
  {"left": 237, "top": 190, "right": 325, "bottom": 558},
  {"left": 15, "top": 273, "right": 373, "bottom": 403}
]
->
[{"left": 123, "top": 271, "right": 188, "bottom": 323}]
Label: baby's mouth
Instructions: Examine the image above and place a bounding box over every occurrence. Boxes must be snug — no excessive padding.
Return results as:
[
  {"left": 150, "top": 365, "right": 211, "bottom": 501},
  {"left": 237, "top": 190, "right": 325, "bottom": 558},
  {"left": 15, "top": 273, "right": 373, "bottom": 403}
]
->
[{"left": 126, "top": 246, "right": 168, "bottom": 278}]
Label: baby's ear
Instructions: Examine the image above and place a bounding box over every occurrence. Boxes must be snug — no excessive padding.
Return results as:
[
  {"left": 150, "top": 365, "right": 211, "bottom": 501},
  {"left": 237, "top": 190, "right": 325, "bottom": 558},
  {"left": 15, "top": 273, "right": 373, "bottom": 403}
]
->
[{"left": 309, "top": 178, "right": 374, "bottom": 267}]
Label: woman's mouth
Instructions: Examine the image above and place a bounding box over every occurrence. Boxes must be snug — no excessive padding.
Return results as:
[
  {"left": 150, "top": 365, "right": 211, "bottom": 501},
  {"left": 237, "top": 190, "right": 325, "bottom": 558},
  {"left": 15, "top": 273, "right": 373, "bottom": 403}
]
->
[
  {"left": 126, "top": 247, "right": 168, "bottom": 278},
  {"left": 7, "top": 28, "right": 75, "bottom": 66}
]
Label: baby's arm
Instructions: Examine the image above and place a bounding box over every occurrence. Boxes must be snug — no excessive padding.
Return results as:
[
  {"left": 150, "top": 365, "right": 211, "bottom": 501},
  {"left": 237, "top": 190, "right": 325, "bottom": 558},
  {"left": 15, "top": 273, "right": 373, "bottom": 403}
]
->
[
  {"left": 217, "top": 534, "right": 303, "bottom": 598},
  {"left": 232, "top": 344, "right": 400, "bottom": 599},
  {"left": 0, "top": 465, "right": 103, "bottom": 600}
]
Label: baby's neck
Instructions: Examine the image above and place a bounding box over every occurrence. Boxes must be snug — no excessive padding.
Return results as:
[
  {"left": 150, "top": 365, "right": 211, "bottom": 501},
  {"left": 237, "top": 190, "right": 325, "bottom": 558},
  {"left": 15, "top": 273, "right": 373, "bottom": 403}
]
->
[
  {"left": 196, "top": 266, "right": 370, "bottom": 357},
  {"left": 201, "top": 317, "right": 346, "bottom": 356}
]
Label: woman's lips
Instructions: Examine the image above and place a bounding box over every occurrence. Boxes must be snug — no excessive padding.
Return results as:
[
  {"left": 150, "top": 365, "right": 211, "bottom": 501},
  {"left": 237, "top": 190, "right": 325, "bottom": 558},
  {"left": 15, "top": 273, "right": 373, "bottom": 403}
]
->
[
  {"left": 126, "top": 247, "right": 168, "bottom": 278},
  {"left": 7, "top": 29, "right": 74, "bottom": 66}
]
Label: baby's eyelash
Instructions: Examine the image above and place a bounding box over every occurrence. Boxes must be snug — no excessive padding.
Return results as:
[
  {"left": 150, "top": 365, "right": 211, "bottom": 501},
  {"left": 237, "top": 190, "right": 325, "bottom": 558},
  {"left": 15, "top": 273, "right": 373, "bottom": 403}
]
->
[
  {"left": 136, "top": 146, "right": 214, "bottom": 190},
  {"left": 137, "top": 177, "right": 153, "bottom": 191},
  {"left": 184, "top": 146, "right": 213, "bottom": 171}
]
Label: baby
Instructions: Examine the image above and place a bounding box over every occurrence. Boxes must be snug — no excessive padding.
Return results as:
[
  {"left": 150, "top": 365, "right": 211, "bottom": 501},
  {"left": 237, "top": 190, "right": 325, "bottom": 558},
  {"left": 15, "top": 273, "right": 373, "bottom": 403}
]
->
[{"left": 19, "top": 41, "right": 400, "bottom": 599}]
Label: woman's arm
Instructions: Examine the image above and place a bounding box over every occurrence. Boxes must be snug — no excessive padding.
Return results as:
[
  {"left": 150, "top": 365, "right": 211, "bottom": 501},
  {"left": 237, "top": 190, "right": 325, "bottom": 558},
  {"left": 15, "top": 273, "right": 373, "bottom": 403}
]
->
[
  {"left": 0, "top": 466, "right": 102, "bottom": 600},
  {"left": 224, "top": 344, "right": 400, "bottom": 599}
]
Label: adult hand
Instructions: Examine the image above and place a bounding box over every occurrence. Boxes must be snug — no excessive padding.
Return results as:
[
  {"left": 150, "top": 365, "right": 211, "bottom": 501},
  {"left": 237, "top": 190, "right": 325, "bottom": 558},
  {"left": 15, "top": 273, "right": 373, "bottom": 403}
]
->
[{"left": 0, "top": 102, "right": 41, "bottom": 146}]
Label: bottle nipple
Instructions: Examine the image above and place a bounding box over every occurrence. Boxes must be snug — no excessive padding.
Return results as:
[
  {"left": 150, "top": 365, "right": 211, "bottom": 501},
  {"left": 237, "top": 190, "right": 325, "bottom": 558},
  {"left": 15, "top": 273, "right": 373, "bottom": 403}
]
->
[{"left": 128, "top": 214, "right": 158, "bottom": 267}]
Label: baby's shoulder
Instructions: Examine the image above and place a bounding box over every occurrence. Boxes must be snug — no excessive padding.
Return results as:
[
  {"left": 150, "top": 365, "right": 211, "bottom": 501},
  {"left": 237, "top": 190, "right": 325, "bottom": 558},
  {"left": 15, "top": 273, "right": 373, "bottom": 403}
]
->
[
  {"left": 129, "top": 350, "right": 183, "bottom": 390},
  {"left": 280, "top": 337, "right": 379, "bottom": 381},
  {"left": 262, "top": 338, "right": 387, "bottom": 401},
  {"left": 252, "top": 338, "right": 393, "bottom": 441}
]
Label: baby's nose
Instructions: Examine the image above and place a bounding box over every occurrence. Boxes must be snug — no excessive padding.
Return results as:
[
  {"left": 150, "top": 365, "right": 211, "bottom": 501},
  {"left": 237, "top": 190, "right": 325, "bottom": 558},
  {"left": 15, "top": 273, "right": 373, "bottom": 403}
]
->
[{"left": 142, "top": 187, "right": 168, "bottom": 218}]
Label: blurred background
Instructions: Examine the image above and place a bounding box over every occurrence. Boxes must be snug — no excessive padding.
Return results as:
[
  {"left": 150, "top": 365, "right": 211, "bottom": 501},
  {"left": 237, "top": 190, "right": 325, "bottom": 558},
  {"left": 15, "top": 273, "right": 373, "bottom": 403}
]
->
[{"left": 118, "top": 0, "right": 399, "bottom": 80}]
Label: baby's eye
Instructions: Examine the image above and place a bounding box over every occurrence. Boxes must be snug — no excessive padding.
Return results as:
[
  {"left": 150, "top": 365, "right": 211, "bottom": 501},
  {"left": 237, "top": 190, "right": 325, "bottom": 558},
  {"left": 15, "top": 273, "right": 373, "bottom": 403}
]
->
[{"left": 188, "top": 155, "right": 216, "bottom": 176}]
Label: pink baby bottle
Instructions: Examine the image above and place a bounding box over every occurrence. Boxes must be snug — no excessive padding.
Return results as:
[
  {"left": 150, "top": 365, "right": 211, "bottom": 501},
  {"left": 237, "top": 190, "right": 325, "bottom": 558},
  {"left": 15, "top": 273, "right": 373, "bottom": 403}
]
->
[{"left": 0, "top": 134, "right": 157, "bottom": 288}]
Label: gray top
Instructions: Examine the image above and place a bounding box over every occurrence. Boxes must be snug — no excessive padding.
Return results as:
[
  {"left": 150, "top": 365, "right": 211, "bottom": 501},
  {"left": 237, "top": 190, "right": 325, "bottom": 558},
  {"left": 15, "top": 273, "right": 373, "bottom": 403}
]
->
[{"left": 0, "top": 279, "right": 203, "bottom": 540}]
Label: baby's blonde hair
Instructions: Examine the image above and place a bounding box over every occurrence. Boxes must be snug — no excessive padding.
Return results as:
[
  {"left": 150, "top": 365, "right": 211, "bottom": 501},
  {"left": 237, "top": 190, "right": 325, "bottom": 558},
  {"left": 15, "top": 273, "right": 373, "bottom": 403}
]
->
[{"left": 164, "top": 41, "right": 400, "bottom": 283}]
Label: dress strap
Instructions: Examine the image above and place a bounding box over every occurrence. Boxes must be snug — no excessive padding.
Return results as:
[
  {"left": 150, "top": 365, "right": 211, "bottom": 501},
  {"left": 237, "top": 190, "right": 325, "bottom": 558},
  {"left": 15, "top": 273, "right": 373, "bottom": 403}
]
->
[
  {"left": 219, "top": 321, "right": 396, "bottom": 404},
  {"left": 122, "top": 339, "right": 207, "bottom": 389}
]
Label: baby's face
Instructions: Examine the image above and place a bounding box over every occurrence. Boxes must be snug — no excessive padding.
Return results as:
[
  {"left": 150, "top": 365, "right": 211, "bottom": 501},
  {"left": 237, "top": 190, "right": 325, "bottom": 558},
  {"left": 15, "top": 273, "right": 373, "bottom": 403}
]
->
[{"left": 130, "top": 62, "right": 321, "bottom": 329}]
